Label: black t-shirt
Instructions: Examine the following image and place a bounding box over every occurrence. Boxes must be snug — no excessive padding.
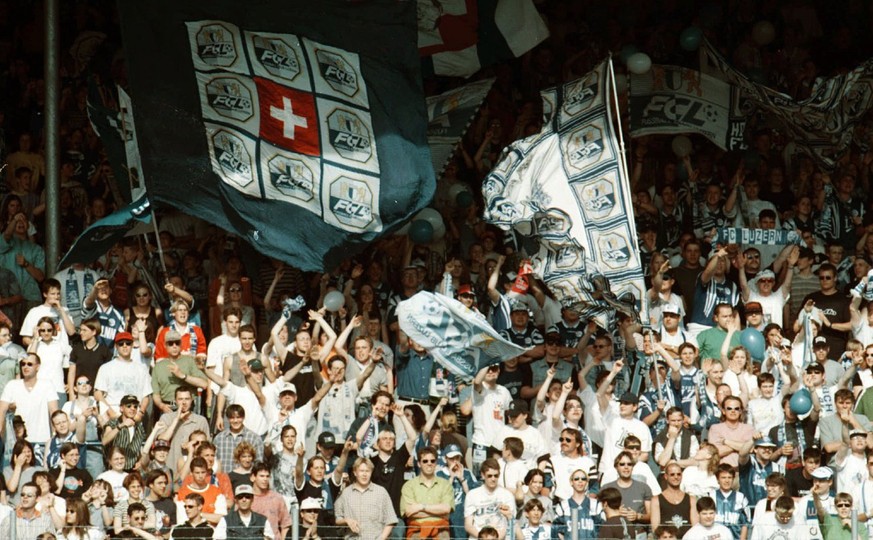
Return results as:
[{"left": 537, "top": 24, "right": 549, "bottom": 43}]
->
[
  {"left": 170, "top": 521, "right": 214, "bottom": 539},
  {"left": 295, "top": 478, "right": 341, "bottom": 527},
  {"left": 598, "top": 515, "right": 638, "bottom": 539},
  {"left": 371, "top": 445, "right": 411, "bottom": 515},
  {"left": 785, "top": 468, "right": 814, "bottom": 498},
  {"left": 151, "top": 495, "right": 176, "bottom": 528},
  {"left": 50, "top": 466, "right": 92, "bottom": 498},
  {"left": 801, "top": 290, "right": 851, "bottom": 355},
  {"left": 70, "top": 342, "right": 113, "bottom": 385},
  {"left": 280, "top": 351, "right": 315, "bottom": 405},
  {"left": 497, "top": 364, "right": 532, "bottom": 399}
]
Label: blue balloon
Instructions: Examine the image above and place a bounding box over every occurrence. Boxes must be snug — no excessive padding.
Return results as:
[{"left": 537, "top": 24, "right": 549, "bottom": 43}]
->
[
  {"left": 620, "top": 44, "right": 639, "bottom": 64},
  {"left": 408, "top": 220, "right": 433, "bottom": 244},
  {"left": 456, "top": 190, "right": 474, "bottom": 208},
  {"left": 789, "top": 388, "right": 813, "bottom": 415},
  {"left": 680, "top": 27, "right": 703, "bottom": 51},
  {"left": 740, "top": 327, "right": 766, "bottom": 361}
]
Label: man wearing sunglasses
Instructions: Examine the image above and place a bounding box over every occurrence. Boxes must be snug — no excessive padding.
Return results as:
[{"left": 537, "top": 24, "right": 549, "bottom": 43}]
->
[
  {"left": 0, "top": 352, "right": 57, "bottom": 464},
  {"left": 171, "top": 492, "right": 222, "bottom": 539},
  {"left": 798, "top": 263, "right": 851, "bottom": 357},
  {"left": 400, "top": 446, "right": 453, "bottom": 539},
  {"left": 94, "top": 331, "right": 152, "bottom": 417},
  {"left": 552, "top": 467, "right": 600, "bottom": 540},
  {"left": 224, "top": 484, "right": 273, "bottom": 540}
]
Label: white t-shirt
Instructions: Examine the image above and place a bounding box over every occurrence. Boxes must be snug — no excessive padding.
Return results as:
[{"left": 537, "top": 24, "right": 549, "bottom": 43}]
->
[
  {"left": 206, "top": 334, "right": 241, "bottom": 392},
  {"left": 747, "top": 395, "right": 784, "bottom": 435},
  {"left": 265, "top": 402, "right": 314, "bottom": 455},
  {"left": 683, "top": 523, "right": 733, "bottom": 540},
  {"left": 316, "top": 380, "right": 359, "bottom": 441},
  {"left": 599, "top": 408, "right": 652, "bottom": 474},
  {"left": 21, "top": 304, "right": 72, "bottom": 345},
  {"left": 463, "top": 485, "right": 515, "bottom": 538},
  {"left": 0, "top": 378, "right": 57, "bottom": 442},
  {"left": 836, "top": 453, "right": 867, "bottom": 497},
  {"left": 33, "top": 338, "right": 71, "bottom": 393},
  {"left": 493, "top": 424, "right": 548, "bottom": 464},
  {"left": 549, "top": 454, "right": 597, "bottom": 501},
  {"left": 220, "top": 383, "right": 268, "bottom": 436},
  {"left": 749, "top": 512, "right": 812, "bottom": 540},
  {"left": 749, "top": 287, "right": 788, "bottom": 327},
  {"left": 94, "top": 358, "right": 153, "bottom": 414},
  {"left": 471, "top": 383, "right": 511, "bottom": 447}
]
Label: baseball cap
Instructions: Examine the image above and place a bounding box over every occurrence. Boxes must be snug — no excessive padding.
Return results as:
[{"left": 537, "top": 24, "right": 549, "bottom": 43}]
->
[
  {"left": 744, "top": 302, "right": 763, "bottom": 314},
  {"left": 279, "top": 382, "right": 297, "bottom": 395},
  {"left": 318, "top": 432, "right": 337, "bottom": 448},
  {"left": 850, "top": 429, "right": 868, "bottom": 439},
  {"left": 662, "top": 304, "right": 681, "bottom": 316},
  {"left": 444, "top": 444, "right": 462, "bottom": 458},
  {"left": 757, "top": 269, "right": 776, "bottom": 280},
  {"left": 121, "top": 395, "right": 139, "bottom": 407},
  {"left": 410, "top": 259, "right": 427, "bottom": 269},
  {"left": 805, "top": 362, "right": 825, "bottom": 373},
  {"left": 509, "top": 299, "right": 528, "bottom": 313},
  {"left": 152, "top": 439, "right": 171, "bottom": 451},
  {"left": 164, "top": 329, "right": 182, "bottom": 343},
  {"left": 234, "top": 484, "right": 254, "bottom": 497},
  {"left": 115, "top": 332, "right": 134, "bottom": 343},
  {"left": 755, "top": 437, "right": 777, "bottom": 448},
  {"left": 300, "top": 497, "right": 322, "bottom": 511},
  {"left": 619, "top": 392, "right": 639, "bottom": 404},
  {"left": 811, "top": 466, "right": 833, "bottom": 480},
  {"left": 506, "top": 399, "right": 529, "bottom": 416},
  {"left": 457, "top": 284, "right": 476, "bottom": 297},
  {"left": 248, "top": 359, "right": 266, "bottom": 372},
  {"left": 813, "top": 336, "right": 828, "bottom": 347}
]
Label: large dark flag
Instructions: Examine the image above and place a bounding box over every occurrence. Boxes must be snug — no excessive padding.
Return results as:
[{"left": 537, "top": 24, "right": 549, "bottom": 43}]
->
[
  {"left": 118, "top": 0, "right": 434, "bottom": 272},
  {"left": 427, "top": 78, "right": 494, "bottom": 177},
  {"left": 59, "top": 195, "right": 152, "bottom": 268},
  {"left": 86, "top": 78, "right": 135, "bottom": 204}
]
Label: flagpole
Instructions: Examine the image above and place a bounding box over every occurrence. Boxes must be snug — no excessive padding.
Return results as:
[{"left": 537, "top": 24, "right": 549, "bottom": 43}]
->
[
  {"left": 149, "top": 210, "right": 169, "bottom": 280},
  {"left": 607, "top": 58, "right": 631, "bottom": 189}
]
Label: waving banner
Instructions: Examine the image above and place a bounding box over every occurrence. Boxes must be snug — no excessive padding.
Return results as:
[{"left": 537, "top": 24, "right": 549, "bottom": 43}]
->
[
  {"left": 629, "top": 64, "right": 747, "bottom": 151},
  {"left": 482, "top": 59, "right": 647, "bottom": 326},
  {"left": 398, "top": 291, "right": 528, "bottom": 381}
]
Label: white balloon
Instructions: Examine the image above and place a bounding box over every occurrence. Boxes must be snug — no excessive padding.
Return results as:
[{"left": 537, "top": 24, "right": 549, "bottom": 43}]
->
[
  {"left": 432, "top": 220, "right": 446, "bottom": 241},
  {"left": 627, "top": 53, "right": 652, "bottom": 75},
  {"left": 447, "top": 183, "right": 468, "bottom": 200},
  {"left": 671, "top": 135, "right": 692, "bottom": 158},
  {"left": 323, "top": 290, "right": 345, "bottom": 312},
  {"left": 752, "top": 21, "right": 775, "bottom": 46},
  {"left": 416, "top": 207, "right": 444, "bottom": 231}
]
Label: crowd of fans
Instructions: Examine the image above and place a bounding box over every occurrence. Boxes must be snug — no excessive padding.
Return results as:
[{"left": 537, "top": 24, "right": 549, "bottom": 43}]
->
[{"left": 0, "top": 1, "right": 873, "bottom": 540}]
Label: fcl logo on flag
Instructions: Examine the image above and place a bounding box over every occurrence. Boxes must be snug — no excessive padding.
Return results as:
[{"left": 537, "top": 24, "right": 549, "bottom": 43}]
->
[{"left": 188, "top": 20, "right": 382, "bottom": 232}]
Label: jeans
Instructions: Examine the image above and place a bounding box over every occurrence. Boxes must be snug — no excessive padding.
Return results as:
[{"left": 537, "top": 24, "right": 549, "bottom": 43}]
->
[{"left": 389, "top": 521, "right": 406, "bottom": 540}]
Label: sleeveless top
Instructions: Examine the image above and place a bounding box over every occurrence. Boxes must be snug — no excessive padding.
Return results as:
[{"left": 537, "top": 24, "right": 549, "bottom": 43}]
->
[{"left": 658, "top": 492, "right": 692, "bottom": 537}]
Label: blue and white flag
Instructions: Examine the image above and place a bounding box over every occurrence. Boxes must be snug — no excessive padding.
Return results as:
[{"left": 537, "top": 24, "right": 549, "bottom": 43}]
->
[
  {"left": 59, "top": 195, "right": 152, "bottom": 268},
  {"left": 483, "top": 59, "right": 647, "bottom": 326},
  {"left": 397, "top": 291, "right": 528, "bottom": 381},
  {"left": 629, "top": 64, "right": 747, "bottom": 151},
  {"left": 427, "top": 77, "right": 494, "bottom": 177},
  {"left": 702, "top": 38, "right": 873, "bottom": 171}
]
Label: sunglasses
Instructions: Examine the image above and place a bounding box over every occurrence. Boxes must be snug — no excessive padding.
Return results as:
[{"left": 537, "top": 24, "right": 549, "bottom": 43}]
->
[
  {"left": 835, "top": 503, "right": 852, "bottom": 508},
  {"left": 236, "top": 494, "right": 253, "bottom": 500},
  {"left": 545, "top": 340, "right": 561, "bottom": 345},
  {"left": 758, "top": 279, "right": 774, "bottom": 283},
  {"left": 625, "top": 445, "right": 641, "bottom": 450},
  {"left": 229, "top": 288, "right": 242, "bottom": 293},
  {"left": 301, "top": 509, "right": 319, "bottom": 514},
  {"left": 572, "top": 476, "right": 588, "bottom": 481},
  {"left": 420, "top": 458, "right": 436, "bottom": 464},
  {"left": 117, "top": 341, "right": 133, "bottom": 346},
  {"left": 166, "top": 340, "right": 181, "bottom": 346},
  {"left": 559, "top": 437, "right": 575, "bottom": 443},
  {"left": 617, "top": 462, "right": 633, "bottom": 467},
  {"left": 484, "top": 473, "right": 499, "bottom": 478},
  {"left": 135, "top": 293, "right": 150, "bottom": 298},
  {"left": 184, "top": 504, "right": 199, "bottom": 509},
  {"left": 19, "top": 361, "right": 35, "bottom": 367},
  {"left": 76, "top": 380, "right": 90, "bottom": 386},
  {"left": 819, "top": 275, "right": 834, "bottom": 281},
  {"left": 38, "top": 328, "right": 54, "bottom": 333}
]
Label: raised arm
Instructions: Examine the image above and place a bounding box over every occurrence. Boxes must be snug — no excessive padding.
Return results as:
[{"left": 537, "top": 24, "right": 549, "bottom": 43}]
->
[{"left": 487, "top": 255, "right": 505, "bottom": 304}]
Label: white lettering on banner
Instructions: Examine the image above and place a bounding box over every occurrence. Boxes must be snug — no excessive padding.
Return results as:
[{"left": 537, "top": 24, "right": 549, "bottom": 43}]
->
[{"left": 270, "top": 97, "right": 308, "bottom": 140}]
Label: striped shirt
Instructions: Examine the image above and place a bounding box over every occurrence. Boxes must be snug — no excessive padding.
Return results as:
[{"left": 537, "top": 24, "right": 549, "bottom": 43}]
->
[
  {"left": 106, "top": 417, "right": 146, "bottom": 470},
  {"left": 335, "top": 482, "right": 397, "bottom": 539}
]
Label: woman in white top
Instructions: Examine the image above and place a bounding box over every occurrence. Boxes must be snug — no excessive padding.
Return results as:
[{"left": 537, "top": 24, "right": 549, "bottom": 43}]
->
[
  {"left": 28, "top": 316, "right": 71, "bottom": 405},
  {"left": 680, "top": 443, "right": 720, "bottom": 499}
]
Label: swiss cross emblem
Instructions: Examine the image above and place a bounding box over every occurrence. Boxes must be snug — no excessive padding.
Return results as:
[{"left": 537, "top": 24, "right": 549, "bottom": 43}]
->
[{"left": 187, "top": 20, "right": 382, "bottom": 232}]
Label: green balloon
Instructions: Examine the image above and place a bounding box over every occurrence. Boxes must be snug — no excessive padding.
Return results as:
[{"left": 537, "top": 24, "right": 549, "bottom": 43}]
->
[
  {"left": 680, "top": 27, "right": 703, "bottom": 51},
  {"left": 456, "top": 190, "right": 474, "bottom": 208}
]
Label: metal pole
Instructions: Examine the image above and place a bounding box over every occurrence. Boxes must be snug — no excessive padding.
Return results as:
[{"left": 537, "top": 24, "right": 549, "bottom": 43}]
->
[{"left": 44, "top": 0, "right": 60, "bottom": 275}]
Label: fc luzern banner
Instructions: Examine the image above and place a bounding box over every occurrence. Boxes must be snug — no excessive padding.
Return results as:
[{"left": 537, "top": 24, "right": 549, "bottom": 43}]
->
[{"left": 630, "top": 64, "right": 747, "bottom": 151}]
